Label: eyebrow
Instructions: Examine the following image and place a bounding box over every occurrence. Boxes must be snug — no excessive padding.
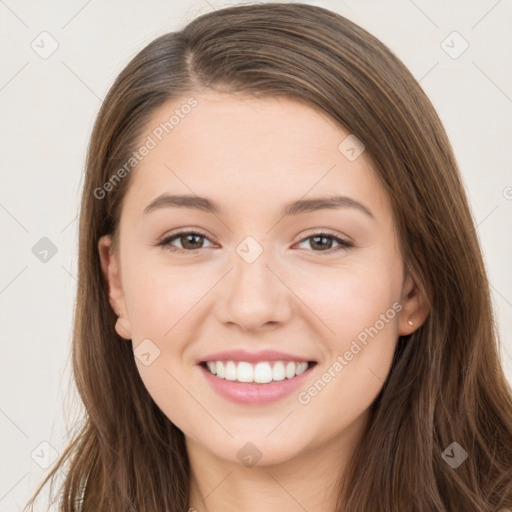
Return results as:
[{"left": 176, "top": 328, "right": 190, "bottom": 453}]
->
[{"left": 143, "top": 193, "right": 374, "bottom": 219}]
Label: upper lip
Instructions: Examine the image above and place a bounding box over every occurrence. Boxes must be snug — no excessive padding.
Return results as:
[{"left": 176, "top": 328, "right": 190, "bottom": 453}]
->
[{"left": 197, "top": 349, "right": 316, "bottom": 364}]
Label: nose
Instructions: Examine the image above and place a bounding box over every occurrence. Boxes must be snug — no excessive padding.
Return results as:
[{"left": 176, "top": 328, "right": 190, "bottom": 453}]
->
[{"left": 217, "top": 241, "right": 293, "bottom": 332}]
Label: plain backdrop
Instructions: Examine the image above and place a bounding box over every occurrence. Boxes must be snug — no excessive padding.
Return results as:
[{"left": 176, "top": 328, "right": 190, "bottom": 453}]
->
[{"left": 0, "top": 1, "right": 511, "bottom": 510}]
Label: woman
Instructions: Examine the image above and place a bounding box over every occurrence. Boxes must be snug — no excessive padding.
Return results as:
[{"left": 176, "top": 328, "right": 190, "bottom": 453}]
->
[{"left": 25, "top": 2, "right": 512, "bottom": 511}]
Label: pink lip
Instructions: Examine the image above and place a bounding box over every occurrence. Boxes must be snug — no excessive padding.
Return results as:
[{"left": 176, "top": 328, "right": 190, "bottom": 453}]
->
[
  {"left": 197, "top": 349, "right": 314, "bottom": 364},
  {"left": 198, "top": 362, "right": 316, "bottom": 405}
]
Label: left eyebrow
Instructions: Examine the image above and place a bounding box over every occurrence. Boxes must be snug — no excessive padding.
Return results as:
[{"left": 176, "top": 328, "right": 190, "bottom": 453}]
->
[{"left": 143, "top": 193, "right": 374, "bottom": 219}]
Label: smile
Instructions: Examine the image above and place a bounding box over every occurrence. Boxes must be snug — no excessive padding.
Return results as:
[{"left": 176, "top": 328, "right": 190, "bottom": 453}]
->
[
  {"left": 202, "top": 360, "right": 311, "bottom": 383},
  {"left": 198, "top": 360, "right": 317, "bottom": 405}
]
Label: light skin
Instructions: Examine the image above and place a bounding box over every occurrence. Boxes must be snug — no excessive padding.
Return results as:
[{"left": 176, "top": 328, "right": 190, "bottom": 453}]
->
[{"left": 98, "top": 90, "right": 429, "bottom": 511}]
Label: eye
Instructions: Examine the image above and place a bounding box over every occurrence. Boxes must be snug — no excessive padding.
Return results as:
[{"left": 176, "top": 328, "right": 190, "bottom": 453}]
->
[
  {"left": 156, "top": 230, "right": 215, "bottom": 252},
  {"left": 294, "top": 232, "right": 353, "bottom": 254},
  {"left": 156, "top": 230, "right": 353, "bottom": 254}
]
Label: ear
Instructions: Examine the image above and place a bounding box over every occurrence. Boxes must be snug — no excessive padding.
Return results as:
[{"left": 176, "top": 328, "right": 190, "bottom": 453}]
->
[
  {"left": 398, "top": 270, "right": 430, "bottom": 335},
  {"left": 98, "top": 235, "right": 132, "bottom": 340}
]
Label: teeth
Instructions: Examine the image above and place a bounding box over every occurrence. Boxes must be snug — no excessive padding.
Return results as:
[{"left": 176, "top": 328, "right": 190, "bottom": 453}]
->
[
  {"left": 285, "top": 361, "right": 296, "bottom": 379},
  {"left": 203, "top": 360, "right": 310, "bottom": 383}
]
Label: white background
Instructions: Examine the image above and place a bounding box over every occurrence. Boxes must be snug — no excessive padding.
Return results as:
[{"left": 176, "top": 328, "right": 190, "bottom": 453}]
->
[{"left": 0, "top": 1, "right": 511, "bottom": 510}]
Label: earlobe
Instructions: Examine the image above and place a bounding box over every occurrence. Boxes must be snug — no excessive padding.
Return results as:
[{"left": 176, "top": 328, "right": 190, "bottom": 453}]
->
[
  {"left": 98, "top": 235, "right": 133, "bottom": 339},
  {"left": 115, "top": 317, "right": 132, "bottom": 340}
]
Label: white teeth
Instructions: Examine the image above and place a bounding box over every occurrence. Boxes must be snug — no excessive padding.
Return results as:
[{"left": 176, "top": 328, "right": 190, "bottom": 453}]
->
[
  {"left": 237, "top": 362, "right": 254, "bottom": 382},
  {"left": 254, "top": 362, "right": 273, "bottom": 383},
  {"left": 296, "top": 362, "right": 308, "bottom": 375},
  {"left": 272, "top": 361, "right": 286, "bottom": 381},
  {"left": 285, "top": 361, "right": 296, "bottom": 379},
  {"left": 225, "top": 361, "right": 237, "bottom": 381},
  {"left": 203, "top": 360, "right": 311, "bottom": 383}
]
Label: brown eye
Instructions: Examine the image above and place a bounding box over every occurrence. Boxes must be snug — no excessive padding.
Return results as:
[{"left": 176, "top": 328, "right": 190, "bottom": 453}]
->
[
  {"left": 158, "top": 231, "right": 214, "bottom": 252},
  {"left": 296, "top": 232, "right": 352, "bottom": 254}
]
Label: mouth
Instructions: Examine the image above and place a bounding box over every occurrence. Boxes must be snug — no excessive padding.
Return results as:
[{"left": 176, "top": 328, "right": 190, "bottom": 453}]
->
[{"left": 199, "top": 360, "right": 318, "bottom": 384}]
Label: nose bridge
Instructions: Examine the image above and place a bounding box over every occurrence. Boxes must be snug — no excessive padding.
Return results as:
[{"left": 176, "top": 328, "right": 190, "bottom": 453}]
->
[
  {"left": 232, "top": 234, "right": 276, "bottom": 298},
  {"left": 218, "top": 234, "right": 291, "bottom": 329}
]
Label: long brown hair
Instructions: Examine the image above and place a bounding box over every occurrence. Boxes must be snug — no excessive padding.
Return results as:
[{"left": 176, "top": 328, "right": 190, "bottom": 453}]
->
[{"left": 25, "top": 3, "right": 512, "bottom": 511}]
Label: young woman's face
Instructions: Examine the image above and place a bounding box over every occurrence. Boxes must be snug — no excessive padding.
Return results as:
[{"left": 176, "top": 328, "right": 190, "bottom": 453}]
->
[{"left": 99, "top": 90, "right": 424, "bottom": 467}]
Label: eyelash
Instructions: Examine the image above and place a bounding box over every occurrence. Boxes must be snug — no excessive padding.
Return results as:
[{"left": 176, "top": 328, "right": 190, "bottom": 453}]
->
[{"left": 156, "top": 230, "right": 353, "bottom": 255}]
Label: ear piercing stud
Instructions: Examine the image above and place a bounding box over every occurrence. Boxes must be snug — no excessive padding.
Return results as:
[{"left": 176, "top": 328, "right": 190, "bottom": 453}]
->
[{"left": 407, "top": 320, "right": 413, "bottom": 326}]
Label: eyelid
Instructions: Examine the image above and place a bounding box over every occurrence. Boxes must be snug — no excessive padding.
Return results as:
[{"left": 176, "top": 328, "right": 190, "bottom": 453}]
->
[
  {"left": 296, "top": 228, "right": 352, "bottom": 244},
  {"left": 156, "top": 228, "right": 215, "bottom": 250},
  {"left": 293, "top": 230, "right": 353, "bottom": 254}
]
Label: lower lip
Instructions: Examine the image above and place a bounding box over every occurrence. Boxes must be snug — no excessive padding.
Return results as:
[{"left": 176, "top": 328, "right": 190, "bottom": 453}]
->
[{"left": 198, "top": 363, "right": 316, "bottom": 405}]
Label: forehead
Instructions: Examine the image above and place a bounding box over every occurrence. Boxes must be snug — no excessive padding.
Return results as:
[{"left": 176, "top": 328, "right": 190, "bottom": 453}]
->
[{"left": 121, "top": 90, "right": 391, "bottom": 221}]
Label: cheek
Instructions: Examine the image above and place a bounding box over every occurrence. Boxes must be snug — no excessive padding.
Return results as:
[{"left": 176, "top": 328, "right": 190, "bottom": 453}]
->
[
  {"left": 293, "top": 275, "right": 401, "bottom": 445},
  {"left": 122, "top": 257, "right": 206, "bottom": 341},
  {"left": 286, "top": 252, "right": 402, "bottom": 346}
]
